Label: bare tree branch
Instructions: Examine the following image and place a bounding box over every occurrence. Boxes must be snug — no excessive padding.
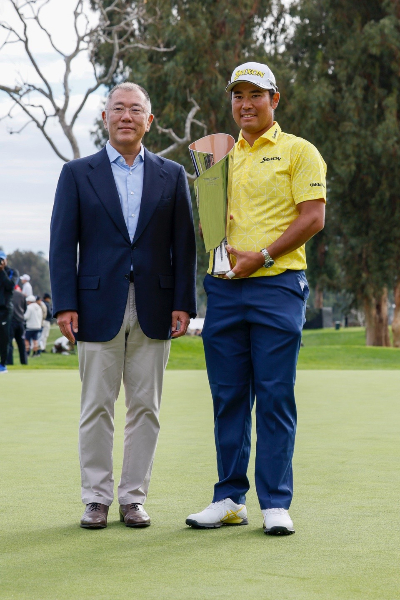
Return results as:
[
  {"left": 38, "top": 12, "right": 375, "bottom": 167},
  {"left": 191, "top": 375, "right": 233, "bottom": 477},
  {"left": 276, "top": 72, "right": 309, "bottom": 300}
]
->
[
  {"left": 5, "top": 90, "right": 70, "bottom": 161},
  {"left": 0, "top": 84, "right": 22, "bottom": 94},
  {"left": 28, "top": 0, "right": 67, "bottom": 57},
  {"left": 155, "top": 96, "right": 207, "bottom": 158},
  {"left": 0, "top": 0, "right": 201, "bottom": 169},
  {"left": 8, "top": 119, "right": 33, "bottom": 134},
  {"left": 9, "top": 0, "right": 57, "bottom": 106}
]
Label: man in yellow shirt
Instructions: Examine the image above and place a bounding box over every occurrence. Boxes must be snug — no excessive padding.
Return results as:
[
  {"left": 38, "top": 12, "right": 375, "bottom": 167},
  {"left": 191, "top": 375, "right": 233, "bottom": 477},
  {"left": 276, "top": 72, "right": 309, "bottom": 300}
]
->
[{"left": 186, "top": 62, "right": 326, "bottom": 535}]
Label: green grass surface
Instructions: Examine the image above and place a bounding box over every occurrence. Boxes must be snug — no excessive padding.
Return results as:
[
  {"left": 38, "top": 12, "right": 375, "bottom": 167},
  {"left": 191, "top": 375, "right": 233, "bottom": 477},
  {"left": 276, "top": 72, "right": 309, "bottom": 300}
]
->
[
  {"left": 1, "top": 370, "right": 400, "bottom": 599},
  {"left": 7, "top": 326, "right": 400, "bottom": 370}
]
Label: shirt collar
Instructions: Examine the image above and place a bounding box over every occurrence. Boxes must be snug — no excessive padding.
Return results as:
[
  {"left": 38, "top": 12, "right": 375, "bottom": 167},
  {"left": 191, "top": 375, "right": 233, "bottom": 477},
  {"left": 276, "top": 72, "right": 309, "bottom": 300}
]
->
[
  {"left": 237, "top": 121, "right": 281, "bottom": 148},
  {"left": 106, "top": 140, "right": 145, "bottom": 165}
]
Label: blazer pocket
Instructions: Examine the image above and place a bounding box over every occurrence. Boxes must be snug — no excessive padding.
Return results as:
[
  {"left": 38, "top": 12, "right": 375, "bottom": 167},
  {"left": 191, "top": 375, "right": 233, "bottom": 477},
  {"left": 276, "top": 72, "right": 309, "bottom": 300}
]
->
[
  {"left": 78, "top": 275, "right": 100, "bottom": 290},
  {"left": 159, "top": 275, "right": 174, "bottom": 289}
]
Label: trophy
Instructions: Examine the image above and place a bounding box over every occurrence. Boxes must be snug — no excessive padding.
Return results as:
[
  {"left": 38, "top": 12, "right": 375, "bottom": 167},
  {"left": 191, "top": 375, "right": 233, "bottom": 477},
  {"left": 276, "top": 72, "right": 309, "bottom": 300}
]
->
[{"left": 189, "top": 134, "right": 235, "bottom": 275}]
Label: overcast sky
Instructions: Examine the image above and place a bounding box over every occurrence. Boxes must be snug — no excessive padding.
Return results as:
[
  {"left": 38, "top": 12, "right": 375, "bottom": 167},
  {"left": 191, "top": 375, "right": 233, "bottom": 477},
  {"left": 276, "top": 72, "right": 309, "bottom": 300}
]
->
[{"left": 0, "top": 0, "right": 106, "bottom": 257}]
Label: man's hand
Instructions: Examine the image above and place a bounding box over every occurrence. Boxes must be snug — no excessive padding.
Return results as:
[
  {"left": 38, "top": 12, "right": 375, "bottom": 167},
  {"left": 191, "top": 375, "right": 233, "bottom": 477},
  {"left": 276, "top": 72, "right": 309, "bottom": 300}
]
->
[
  {"left": 57, "top": 311, "right": 78, "bottom": 344},
  {"left": 171, "top": 310, "right": 190, "bottom": 338},
  {"left": 223, "top": 246, "right": 264, "bottom": 279},
  {"left": 223, "top": 200, "right": 325, "bottom": 279}
]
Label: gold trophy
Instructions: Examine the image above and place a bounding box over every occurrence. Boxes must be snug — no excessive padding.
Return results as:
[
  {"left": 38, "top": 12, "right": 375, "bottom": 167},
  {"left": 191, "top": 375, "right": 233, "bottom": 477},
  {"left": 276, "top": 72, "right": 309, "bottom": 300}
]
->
[{"left": 189, "top": 134, "right": 235, "bottom": 275}]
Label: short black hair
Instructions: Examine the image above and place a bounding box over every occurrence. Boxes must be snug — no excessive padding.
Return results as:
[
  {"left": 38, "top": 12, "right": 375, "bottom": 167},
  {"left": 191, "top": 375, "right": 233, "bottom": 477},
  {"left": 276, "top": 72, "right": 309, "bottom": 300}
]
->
[{"left": 269, "top": 89, "right": 277, "bottom": 101}]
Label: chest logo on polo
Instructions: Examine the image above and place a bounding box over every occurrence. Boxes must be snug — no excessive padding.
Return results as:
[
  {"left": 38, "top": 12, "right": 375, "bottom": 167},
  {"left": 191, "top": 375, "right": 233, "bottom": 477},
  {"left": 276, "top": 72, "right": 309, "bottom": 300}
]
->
[{"left": 260, "top": 156, "right": 281, "bottom": 163}]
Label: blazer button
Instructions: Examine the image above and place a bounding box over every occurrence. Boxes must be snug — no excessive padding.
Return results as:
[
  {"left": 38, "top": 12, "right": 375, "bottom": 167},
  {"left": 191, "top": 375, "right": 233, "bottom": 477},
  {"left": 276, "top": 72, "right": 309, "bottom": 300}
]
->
[{"left": 124, "top": 274, "right": 129, "bottom": 280}]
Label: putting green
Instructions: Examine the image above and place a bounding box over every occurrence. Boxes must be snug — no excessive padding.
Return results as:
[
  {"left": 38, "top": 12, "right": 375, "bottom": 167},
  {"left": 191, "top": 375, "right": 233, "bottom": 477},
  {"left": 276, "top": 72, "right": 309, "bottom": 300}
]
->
[{"left": 1, "top": 370, "right": 399, "bottom": 600}]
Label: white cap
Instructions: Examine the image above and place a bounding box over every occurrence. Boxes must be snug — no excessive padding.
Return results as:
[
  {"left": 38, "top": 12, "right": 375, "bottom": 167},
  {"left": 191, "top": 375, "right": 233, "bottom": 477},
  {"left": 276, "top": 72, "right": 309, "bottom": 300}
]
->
[
  {"left": 226, "top": 61, "right": 277, "bottom": 93},
  {"left": 21, "top": 274, "right": 31, "bottom": 281},
  {"left": 26, "top": 295, "right": 36, "bottom": 302}
]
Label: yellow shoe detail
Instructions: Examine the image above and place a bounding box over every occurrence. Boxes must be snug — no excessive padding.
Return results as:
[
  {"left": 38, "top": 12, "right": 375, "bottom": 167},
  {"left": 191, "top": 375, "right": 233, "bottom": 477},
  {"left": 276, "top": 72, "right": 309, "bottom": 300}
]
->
[{"left": 221, "top": 507, "right": 245, "bottom": 524}]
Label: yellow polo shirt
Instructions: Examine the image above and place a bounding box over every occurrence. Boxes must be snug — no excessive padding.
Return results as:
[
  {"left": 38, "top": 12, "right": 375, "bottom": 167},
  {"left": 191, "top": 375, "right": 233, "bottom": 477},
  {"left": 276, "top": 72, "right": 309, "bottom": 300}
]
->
[{"left": 207, "top": 122, "right": 327, "bottom": 277}]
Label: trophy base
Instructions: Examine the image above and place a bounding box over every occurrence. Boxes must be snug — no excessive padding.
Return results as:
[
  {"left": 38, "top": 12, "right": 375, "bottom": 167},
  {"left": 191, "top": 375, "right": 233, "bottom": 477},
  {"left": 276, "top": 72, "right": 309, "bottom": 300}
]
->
[{"left": 212, "top": 240, "right": 232, "bottom": 275}]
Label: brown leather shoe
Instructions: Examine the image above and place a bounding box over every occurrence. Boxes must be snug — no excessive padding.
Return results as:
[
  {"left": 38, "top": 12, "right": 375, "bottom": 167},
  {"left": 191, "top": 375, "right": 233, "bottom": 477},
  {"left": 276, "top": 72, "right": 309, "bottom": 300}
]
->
[
  {"left": 119, "top": 503, "right": 151, "bottom": 527},
  {"left": 80, "top": 502, "right": 109, "bottom": 529}
]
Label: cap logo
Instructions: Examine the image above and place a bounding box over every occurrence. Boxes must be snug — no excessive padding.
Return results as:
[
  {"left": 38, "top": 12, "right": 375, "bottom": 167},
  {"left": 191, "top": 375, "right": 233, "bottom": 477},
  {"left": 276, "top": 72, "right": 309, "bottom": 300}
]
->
[{"left": 233, "top": 68, "right": 265, "bottom": 82}]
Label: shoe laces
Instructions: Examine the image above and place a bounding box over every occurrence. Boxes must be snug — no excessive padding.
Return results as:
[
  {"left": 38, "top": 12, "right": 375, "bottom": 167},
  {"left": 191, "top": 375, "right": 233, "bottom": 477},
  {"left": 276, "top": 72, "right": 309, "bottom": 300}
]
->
[
  {"left": 128, "top": 503, "right": 141, "bottom": 511},
  {"left": 206, "top": 499, "right": 231, "bottom": 511},
  {"left": 88, "top": 502, "right": 102, "bottom": 512}
]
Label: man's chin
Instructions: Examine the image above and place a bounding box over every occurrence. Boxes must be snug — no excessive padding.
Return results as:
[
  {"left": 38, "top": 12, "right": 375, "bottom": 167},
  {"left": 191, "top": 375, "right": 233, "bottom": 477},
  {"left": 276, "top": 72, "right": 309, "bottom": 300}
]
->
[
  {"left": 241, "top": 123, "right": 260, "bottom": 133},
  {"left": 117, "top": 132, "right": 136, "bottom": 138},
  {"left": 114, "top": 135, "right": 138, "bottom": 146}
]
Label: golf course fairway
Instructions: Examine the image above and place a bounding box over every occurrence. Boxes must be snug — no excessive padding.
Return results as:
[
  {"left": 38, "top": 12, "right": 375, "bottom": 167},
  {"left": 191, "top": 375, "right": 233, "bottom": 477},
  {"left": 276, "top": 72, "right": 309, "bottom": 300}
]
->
[{"left": 1, "top": 370, "right": 399, "bottom": 600}]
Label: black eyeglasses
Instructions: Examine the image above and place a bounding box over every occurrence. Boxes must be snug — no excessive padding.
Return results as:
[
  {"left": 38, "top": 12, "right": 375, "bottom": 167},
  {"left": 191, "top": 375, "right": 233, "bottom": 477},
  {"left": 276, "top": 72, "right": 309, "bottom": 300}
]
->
[{"left": 108, "top": 106, "right": 147, "bottom": 116}]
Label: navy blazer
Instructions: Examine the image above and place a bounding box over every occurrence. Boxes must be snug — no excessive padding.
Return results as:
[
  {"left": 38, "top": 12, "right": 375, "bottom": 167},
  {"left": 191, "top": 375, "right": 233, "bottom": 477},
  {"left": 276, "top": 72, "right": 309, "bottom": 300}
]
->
[{"left": 49, "top": 147, "right": 197, "bottom": 341}]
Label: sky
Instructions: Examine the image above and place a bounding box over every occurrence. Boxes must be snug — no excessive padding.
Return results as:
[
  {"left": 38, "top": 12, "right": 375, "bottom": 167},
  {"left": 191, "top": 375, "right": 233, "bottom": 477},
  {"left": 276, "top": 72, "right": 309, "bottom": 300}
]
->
[{"left": 0, "top": 0, "right": 106, "bottom": 257}]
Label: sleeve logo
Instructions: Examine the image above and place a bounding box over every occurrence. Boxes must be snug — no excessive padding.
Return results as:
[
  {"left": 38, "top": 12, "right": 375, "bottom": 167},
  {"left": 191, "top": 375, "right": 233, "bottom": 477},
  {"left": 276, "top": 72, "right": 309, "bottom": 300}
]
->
[{"left": 310, "top": 182, "right": 325, "bottom": 187}]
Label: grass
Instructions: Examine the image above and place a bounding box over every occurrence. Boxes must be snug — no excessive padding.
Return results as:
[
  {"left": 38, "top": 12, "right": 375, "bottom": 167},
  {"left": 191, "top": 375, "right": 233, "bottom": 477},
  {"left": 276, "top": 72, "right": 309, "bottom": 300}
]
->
[
  {"left": 298, "top": 328, "right": 400, "bottom": 369},
  {"left": 7, "top": 325, "right": 400, "bottom": 370},
  {"left": 0, "top": 370, "right": 399, "bottom": 599}
]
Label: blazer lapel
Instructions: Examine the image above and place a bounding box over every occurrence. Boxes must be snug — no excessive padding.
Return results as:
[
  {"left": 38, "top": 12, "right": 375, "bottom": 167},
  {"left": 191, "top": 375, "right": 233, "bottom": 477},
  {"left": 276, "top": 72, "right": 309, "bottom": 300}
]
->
[
  {"left": 87, "top": 148, "right": 130, "bottom": 243},
  {"left": 133, "top": 149, "right": 168, "bottom": 244}
]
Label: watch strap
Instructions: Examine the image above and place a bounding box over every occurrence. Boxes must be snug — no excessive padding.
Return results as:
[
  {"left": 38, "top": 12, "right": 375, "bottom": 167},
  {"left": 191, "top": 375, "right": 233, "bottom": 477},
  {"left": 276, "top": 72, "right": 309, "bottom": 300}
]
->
[{"left": 260, "top": 248, "right": 274, "bottom": 268}]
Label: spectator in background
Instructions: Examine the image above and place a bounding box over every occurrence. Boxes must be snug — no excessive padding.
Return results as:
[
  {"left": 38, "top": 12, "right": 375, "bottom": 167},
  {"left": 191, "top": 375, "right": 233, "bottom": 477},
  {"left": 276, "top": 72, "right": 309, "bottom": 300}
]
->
[
  {"left": 40, "top": 293, "right": 53, "bottom": 353},
  {"left": 7, "top": 287, "right": 28, "bottom": 366},
  {"left": 24, "top": 295, "right": 42, "bottom": 357},
  {"left": 20, "top": 274, "right": 33, "bottom": 297},
  {"left": 52, "top": 335, "right": 74, "bottom": 355},
  {"left": 36, "top": 296, "right": 47, "bottom": 355},
  {"left": 0, "top": 251, "right": 19, "bottom": 374}
]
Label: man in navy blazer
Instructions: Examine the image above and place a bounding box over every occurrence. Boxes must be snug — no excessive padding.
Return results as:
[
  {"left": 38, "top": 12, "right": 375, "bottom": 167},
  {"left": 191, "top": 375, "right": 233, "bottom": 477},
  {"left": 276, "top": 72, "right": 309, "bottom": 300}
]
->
[{"left": 49, "top": 82, "right": 196, "bottom": 529}]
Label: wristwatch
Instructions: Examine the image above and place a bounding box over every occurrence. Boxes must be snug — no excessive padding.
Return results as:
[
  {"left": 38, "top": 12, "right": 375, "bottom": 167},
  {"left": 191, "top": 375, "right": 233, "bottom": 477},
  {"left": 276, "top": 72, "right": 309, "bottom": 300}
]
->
[{"left": 260, "top": 248, "right": 274, "bottom": 268}]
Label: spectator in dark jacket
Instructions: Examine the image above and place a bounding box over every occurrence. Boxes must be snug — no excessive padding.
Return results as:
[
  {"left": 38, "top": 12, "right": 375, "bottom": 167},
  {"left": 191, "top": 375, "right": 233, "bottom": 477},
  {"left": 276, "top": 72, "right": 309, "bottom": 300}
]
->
[
  {"left": 0, "top": 251, "right": 19, "bottom": 373},
  {"left": 7, "top": 288, "right": 28, "bottom": 365}
]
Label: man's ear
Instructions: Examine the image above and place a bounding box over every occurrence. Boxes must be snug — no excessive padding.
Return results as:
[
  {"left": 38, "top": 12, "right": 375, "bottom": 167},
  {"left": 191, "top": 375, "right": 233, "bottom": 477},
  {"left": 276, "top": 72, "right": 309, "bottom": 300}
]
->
[
  {"left": 146, "top": 113, "right": 154, "bottom": 132},
  {"left": 102, "top": 110, "right": 108, "bottom": 131},
  {"left": 272, "top": 92, "right": 280, "bottom": 110}
]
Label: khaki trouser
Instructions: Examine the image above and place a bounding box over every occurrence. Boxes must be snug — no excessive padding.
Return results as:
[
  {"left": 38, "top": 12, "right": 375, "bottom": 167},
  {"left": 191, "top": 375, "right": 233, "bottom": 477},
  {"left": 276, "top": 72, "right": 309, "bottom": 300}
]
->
[{"left": 77, "top": 283, "right": 171, "bottom": 506}]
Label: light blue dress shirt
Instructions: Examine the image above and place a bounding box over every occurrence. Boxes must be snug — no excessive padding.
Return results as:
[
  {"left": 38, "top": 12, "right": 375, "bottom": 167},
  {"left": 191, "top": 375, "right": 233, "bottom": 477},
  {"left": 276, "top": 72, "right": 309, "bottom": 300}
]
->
[{"left": 106, "top": 140, "right": 145, "bottom": 242}]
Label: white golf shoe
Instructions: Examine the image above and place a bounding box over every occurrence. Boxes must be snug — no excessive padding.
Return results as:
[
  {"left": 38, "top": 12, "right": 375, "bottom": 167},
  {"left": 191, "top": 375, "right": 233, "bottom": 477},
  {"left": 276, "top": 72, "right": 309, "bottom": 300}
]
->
[
  {"left": 186, "top": 498, "right": 248, "bottom": 529},
  {"left": 262, "top": 508, "right": 295, "bottom": 535}
]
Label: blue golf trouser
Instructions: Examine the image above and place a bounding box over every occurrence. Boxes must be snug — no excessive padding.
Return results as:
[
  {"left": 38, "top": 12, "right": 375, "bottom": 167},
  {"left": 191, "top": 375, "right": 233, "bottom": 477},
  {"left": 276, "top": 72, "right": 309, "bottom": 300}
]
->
[{"left": 202, "top": 270, "right": 309, "bottom": 510}]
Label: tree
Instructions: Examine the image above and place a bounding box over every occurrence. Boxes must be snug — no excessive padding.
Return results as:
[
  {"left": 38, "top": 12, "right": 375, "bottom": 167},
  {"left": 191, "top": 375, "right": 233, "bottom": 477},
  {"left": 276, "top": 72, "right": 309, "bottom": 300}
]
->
[
  {"left": 7, "top": 250, "right": 51, "bottom": 297},
  {"left": 93, "top": 0, "right": 285, "bottom": 166},
  {"left": 280, "top": 0, "right": 400, "bottom": 345},
  {"left": 392, "top": 279, "right": 400, "bottom": 346},
  {"left": 0, "top": 0, "right": 198, "bottom": 161}
]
